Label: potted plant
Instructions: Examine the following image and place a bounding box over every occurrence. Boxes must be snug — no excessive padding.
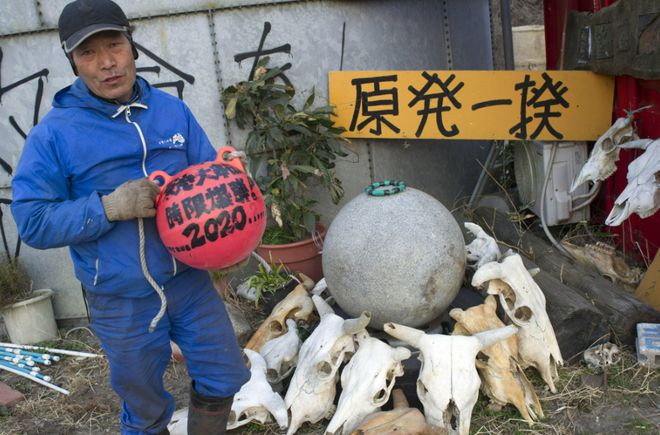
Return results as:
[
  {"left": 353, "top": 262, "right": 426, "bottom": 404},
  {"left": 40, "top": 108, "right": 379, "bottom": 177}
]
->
[
  {"left": 247, "top": 255, "right": 298, "bottom": 312},
  {"left": 222, "top": 58, "right": 350, "bottom": 281},
  {"left": 0, "top": 258, "right": 58, "bottom": 344}
]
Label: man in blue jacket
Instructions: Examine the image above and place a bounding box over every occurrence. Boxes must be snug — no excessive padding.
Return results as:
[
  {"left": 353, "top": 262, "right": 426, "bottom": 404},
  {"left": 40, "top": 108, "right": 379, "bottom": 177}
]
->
[{"left": 10, "top": 1, "right": 250, "bottom": 434}]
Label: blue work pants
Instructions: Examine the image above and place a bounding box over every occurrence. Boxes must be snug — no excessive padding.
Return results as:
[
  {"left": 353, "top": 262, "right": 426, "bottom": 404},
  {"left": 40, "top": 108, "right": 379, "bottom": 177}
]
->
[{"left": 86, "top": 269, "right": 250, "bottom": 435}]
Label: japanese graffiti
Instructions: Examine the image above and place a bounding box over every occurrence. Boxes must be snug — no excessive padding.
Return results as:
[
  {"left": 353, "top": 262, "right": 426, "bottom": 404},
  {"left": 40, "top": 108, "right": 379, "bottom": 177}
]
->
[
  {"left": 234, "top": 21, "right": 292, "bottom": 85},
  {"left": 161, "top": 163, "right": 263, "bottom": 253},
  {"left": 0, "top": 47, "right": 50, "bottom": 176},
  {"left": 330, "top": 70, "right": 614, "bottom": 141},
  {"left": 134, "top": 41, "right": 195, "bottom": 99},
  {"left": 0, "top": 39, "right": 196, "bottom": 187}
]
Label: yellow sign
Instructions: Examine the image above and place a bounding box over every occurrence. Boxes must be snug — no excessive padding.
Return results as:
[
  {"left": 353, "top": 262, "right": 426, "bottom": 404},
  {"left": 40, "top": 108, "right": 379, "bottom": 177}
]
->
[{"left": 329, "top": 71, "right": 614, "bottom": 141}]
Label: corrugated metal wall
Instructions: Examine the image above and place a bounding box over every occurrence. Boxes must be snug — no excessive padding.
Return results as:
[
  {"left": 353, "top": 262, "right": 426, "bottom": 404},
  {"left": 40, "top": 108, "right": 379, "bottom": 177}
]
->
[{"left": 0, "top": 0, "right": 495, "bottom": 320}]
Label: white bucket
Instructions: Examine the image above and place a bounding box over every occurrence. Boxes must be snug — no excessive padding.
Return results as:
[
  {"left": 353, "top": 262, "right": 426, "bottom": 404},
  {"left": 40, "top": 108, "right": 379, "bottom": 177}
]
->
[{"left": 2, "top": 289, "right": 58, "bottom": 344}]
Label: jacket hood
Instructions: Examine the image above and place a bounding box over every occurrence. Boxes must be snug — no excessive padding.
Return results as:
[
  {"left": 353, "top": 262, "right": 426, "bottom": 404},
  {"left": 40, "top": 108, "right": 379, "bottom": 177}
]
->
[{"left": 53, "top": 75, "right": 151, "bottom": 116}]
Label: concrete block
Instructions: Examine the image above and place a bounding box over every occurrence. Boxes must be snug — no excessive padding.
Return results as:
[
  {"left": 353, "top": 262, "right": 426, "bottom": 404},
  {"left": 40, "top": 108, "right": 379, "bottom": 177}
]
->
[{"left": 636, "top": 323, "right": 660, "bottom": 368}]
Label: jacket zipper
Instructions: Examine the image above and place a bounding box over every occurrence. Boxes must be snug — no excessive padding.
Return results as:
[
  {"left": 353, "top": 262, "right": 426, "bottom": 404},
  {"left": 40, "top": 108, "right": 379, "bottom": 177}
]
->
[
  {"left": 123, "top": 105, "right": 178, "bottom": 277},
  {"left": 93, "top": 257, "right": 100, "bottom": 285}
]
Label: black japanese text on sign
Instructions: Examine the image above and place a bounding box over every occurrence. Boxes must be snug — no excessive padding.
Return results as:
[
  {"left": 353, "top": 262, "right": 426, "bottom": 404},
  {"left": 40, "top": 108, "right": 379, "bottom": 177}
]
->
[
  {"left": 329, "top": 71, "right": 614, "bottom": 141},
  {"left": 163, "top": 163, "right": 263, "bottom": 253}
]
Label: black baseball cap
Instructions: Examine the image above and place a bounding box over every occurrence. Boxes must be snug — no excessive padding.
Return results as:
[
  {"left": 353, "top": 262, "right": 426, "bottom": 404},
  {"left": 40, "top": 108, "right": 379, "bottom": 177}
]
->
[{"left": 58, "top": 0, "right": 131, "bottom": 53}]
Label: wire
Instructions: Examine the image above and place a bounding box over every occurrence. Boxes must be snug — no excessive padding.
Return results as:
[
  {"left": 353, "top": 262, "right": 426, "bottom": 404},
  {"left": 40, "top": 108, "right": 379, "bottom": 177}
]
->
[{"left": 539, "top": 143, "right": 574, "bottom": 259}]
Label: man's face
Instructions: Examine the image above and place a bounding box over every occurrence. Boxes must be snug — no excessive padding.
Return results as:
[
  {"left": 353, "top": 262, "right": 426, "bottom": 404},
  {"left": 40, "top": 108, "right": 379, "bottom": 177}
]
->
[{"left": 72, "top": 31, "right": 136, "bottom": 102}]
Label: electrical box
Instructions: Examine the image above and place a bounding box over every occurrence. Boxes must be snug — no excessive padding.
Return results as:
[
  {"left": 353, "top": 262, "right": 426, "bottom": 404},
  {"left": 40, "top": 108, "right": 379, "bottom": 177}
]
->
[{"left": 514, "top": 141, "right": 590, "bottom": 226}]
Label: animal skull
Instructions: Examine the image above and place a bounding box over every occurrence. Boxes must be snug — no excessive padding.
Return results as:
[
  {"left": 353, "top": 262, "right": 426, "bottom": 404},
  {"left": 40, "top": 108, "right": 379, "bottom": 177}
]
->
[
  {"left": 384, "top": 322, "right": 517, "bottom": 435},
  {"left": 561, "top": 241, "right": 642, "bottom": 285},
  {"left": 260, "top": 318, "right": 302, "bottom": 384},
  {"left": 450, "top": 296, "right": 543, "bottom": 425},
  {"left": 325, "top": 331, "right": 411, "bottom": 435},
  {"left": 227, "top": 349, "right": 288, "bottom": 430},
  {"left": 605, "top": 139, "right": 659, "bottom": 226},
  {"left": 464, "top": 222, "right": 502, "bottom": 269},
  {"left": 285, "top": 295, "right": 371, "bottom": 435},
  {"left": 471, "top": 254, "right": 563, "bottom": 393},
  {"left": 245, "top": 284, "right": 315, "bottom": 352},
  {"left": 583, "top": 342, "right": 621, "bottom": 368},
  {"left": 352, "top": 389, "right": 440, "bottom": 435},
  {"left": 571, "top": 116, "right": 636, "bottom": 192}
]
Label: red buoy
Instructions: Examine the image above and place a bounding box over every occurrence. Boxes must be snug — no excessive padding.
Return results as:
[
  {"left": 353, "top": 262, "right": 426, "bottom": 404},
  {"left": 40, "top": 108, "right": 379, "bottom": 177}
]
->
[{"left": 149, "top": 146, "right": 266, "bottom": 270}]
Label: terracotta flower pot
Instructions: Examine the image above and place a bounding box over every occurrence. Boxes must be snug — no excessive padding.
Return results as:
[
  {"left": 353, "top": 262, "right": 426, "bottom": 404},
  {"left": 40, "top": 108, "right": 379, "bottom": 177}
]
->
[{"left": 256, "top": 225, "right": 326, "bottom": 282}]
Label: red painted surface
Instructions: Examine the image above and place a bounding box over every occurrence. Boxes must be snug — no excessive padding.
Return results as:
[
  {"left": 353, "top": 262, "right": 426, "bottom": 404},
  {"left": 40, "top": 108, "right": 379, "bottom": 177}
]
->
[
  {"left": 0, "top": 381, "right": 25, "bottom": 407},
  {"left": 543, "top": 0, "right": 660, "bottom": 263},
  {"left": 150, "top": 146, "right": 266, "bottom": 270}
]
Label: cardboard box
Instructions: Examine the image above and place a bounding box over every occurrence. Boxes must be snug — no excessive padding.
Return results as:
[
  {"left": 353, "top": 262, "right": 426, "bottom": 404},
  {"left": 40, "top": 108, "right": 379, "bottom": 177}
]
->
[{"left": 635, "top": 252, "right": 660, "bottom": 311}]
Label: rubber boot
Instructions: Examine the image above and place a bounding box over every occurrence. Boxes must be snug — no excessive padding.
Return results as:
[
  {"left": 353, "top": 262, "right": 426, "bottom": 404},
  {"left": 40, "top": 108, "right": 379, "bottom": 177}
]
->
[{"left": 187, "top": 384, "right": 234, "bottom": 435}]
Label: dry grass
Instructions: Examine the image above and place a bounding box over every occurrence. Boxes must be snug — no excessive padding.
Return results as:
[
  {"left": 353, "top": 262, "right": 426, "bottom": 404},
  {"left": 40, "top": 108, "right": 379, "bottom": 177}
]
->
[
  {"left": 471, "top": 349, "right": 659, "bottom": 434},
  {"left": 1, "top": 326, "right": 657, "bottom": 434}
]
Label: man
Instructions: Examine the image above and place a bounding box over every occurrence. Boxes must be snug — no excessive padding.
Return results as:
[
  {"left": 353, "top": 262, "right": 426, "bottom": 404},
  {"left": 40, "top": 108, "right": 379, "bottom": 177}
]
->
[{"left": 10, "top": 1, "right": 249, "bottom": 434}]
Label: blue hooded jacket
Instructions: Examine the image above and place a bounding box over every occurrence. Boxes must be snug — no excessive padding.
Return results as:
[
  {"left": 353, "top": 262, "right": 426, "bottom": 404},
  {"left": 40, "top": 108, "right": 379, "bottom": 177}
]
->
[{"left": 11, "top": 76, "right": 217, "bottom": 298}]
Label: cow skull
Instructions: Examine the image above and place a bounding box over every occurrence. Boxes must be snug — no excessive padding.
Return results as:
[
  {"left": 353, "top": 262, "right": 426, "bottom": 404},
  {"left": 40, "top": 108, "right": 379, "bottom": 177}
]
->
[
  {"left": 352, "top": 389, "right": 440, "bottom": 434},
  {"left": 325, "top": 331, "right": 411, "bottom": 435},
  {"left": 227, "top": 349, "right": 288, "bottom": 430},
  {"left": 260, "top": 318, "right": 302, "bottom": 384},
  {"left": 450, "top": 295, "right": 543, "bottom": 425},
  {"left": 285, "top": 295, "right": 371, "bottom": 435},
  {"left": 605, "top": 139, "right": 659, "bottom": 226},
  {"left": 245, "top": 284, "right": 315, "bottom": 352},
  {"left": 464, "top": 222, "right": 501, "bottom": 270},
  {"left": 571, "top": 116, "right": 636, "bottom": 192},
  {"left": 384, "top": 322, "right": 517, "bottom": 435},
  {"left": 471, "top": 254, "right": 563, "bottom": 393}
]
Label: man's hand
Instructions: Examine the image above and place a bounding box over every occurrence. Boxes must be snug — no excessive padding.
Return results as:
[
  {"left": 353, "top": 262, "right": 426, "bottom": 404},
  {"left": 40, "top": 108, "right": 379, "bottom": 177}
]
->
[{"left": 101, "top": 178, "right": 160, "bottom": 222}]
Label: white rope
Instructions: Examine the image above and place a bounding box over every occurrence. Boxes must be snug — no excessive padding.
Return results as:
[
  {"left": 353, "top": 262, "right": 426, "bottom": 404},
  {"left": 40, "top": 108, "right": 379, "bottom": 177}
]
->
[{"left": 138, "top": 217, "right": 167, "bottom": 333}]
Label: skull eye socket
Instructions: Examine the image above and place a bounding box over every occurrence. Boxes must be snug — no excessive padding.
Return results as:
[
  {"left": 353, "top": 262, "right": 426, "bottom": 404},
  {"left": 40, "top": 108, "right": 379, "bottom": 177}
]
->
[
  {"left": 476, "top": 351, "right": 489, "bottom": 363},
  {"left": 316, "top": 360, "right": 332, "bottom": 377},
  {"left": 372, "top": 388, "right": 388, "bottom": 404},
  {"left": 269, "top": 320, "right": 284, "bottom": 334},
  {"left": 514, "top": 306, "right": 532, "bottom": 321}
]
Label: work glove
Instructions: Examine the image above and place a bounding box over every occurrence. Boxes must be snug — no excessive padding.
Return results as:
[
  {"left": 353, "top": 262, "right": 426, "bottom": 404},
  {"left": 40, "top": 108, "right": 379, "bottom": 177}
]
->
[{"left": 101, "top": 178, "right": 161, "bottom": 222}]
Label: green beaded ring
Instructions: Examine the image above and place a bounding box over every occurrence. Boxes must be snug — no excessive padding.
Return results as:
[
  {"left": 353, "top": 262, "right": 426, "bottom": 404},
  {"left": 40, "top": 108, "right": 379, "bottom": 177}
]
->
[{"left": 365, "top": 180, "right": 406, "bottom": 196}]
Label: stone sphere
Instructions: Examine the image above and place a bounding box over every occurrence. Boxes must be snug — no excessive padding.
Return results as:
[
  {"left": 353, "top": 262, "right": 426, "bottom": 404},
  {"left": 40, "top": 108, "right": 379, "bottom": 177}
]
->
[{"left": 323, "top": 186, "right": 465, "bottom": 329}]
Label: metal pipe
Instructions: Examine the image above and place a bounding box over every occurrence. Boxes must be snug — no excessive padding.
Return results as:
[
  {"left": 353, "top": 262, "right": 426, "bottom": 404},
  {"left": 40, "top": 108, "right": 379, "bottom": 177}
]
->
[
  {"left": 1, "top": 347, "right": 59, "bottom": 361},
  {"left": 5, "top": 360, "right": 40, "bottom": 372},
  {"left": 0, "top": 360, "right": 46, "bottom": 380},
  {"left": 501, "top": 0, "right": 515, "bottom": 70},
  {"left": 0, "top": 350, "right": 35, "bottom": 364},
  {"left": 0, "top": 361, "right": 68, "bottom": 395},
  {"left": 0, "top": 342, "right": 100, "bottom": 358},
  {"left": 1, "top": 354, "right": 35, "bottom": 366}
]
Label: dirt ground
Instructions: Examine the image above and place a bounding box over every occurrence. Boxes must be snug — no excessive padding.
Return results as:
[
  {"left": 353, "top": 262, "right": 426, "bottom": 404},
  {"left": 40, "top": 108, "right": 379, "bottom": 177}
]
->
[{"left": 1, "top": 301, "right": 658, "bottom": 435}]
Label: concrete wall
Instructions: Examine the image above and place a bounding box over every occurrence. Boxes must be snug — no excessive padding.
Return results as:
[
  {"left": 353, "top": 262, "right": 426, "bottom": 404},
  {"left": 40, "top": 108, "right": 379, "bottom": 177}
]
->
[{"left": 0, "top": 0, "right": 494, "bottom": 320}]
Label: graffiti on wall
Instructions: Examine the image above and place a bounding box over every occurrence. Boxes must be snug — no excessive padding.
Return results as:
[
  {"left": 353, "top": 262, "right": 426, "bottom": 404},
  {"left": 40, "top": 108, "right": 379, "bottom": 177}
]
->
[{"left": 234, "top": 21, "right": 292, "bottom": 85}]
